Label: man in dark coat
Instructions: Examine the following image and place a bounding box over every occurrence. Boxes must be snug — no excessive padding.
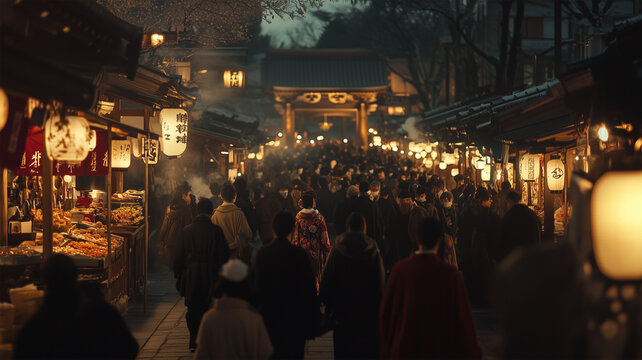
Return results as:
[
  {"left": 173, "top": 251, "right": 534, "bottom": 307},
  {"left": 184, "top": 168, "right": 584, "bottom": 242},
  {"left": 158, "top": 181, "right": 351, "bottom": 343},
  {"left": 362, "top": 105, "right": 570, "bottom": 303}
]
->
[
  {"left": 320, "top": 213, "right": 385, "bottom": 359},
  {"left": 356, "top": 181, "right": 382, "bottom": 242},
  {"left": 496, "top": 196, "right": 541, "bottom": 262},
  {"left": 158, "top": 184, "right": 193, "bottom": 266},
  {"left": 252, "top": 211, "right": 320, "bottom": 359},
  {"left": 173, "top": 198, "right": 230, "bottom": 351},
  {"left": 334, "top": 185, "right": 361, "bottom": 236},
  {"left": 379, "top": 218, "right": 482, "bottom": 359},
  {"left": 458, "top": 188, "right": 501, "bottom": 305}
]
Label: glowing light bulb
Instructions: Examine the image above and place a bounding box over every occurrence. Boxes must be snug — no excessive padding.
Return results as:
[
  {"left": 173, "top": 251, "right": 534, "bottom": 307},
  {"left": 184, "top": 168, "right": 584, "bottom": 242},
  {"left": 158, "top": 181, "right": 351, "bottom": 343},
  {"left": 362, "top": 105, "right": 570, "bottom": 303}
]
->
[
  {"left": 343, "top": 138, "right": 348, "bottom": 143},
  {"left": 277, "top": 132, "right": 283, "bottom": 137},
  {"left": 598, "top": 126, "right": 609, "bottom": 142}
]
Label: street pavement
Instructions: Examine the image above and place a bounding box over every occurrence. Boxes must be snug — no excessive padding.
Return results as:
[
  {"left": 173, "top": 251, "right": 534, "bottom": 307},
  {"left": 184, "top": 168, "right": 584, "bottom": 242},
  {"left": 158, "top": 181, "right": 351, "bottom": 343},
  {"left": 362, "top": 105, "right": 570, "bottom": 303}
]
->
[{"left": 125, "top": 270, "right": 496, "bottom": 359}]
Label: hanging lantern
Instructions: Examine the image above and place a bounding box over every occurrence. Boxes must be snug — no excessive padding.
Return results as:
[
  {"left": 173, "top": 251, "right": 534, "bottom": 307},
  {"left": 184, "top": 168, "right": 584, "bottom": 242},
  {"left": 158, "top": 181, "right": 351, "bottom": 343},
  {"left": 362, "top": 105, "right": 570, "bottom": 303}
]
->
[
  {"left": 0, "top": 88, "right": 8, "bottom": 132},
  {"left": 111, "top": 140, "right": 131, "bottom": 168},
  {"left": 430, "top": 150, "right": 439, "bottom": 160},
  {"left": 451, "top": 168, "right": 459, "bottom": 177},
  {"left": 223, "top": 70, "right": 245, "bottom": 88},
  {"left": 423, "top": 158, "right": 433, "bottom": 168},
  {"left": 414, "top": 153, "right": 421, "bottom": 159},
  {"left": 520, "top": 154, "right": 540, "bottom": 182},
  {"left": 44, "top": 115, "right": 91, "bottom": 161},
  {"left": 160, "top": 108, "right": 188, "bottom": 156},
  {"left": 130, "top": 136, "right": 142, "bottom": 158},
  {"left": 475, "top": 158, "right": 486, "bottom": 170},
  {"left": 88, "top": 130, "right": 97, "bottom": 151},
  {"left": 438, "top": 162, "right": 447, "bottom": 170},
  {"left": 373, "top": 136, "right": 382, "bottom": 146},
  {"left": 591, "top": 171, "right": 642, "bottom": 280},
  {"left": 546, "top": 157, "right": 565, "bottom": 192},
  {"left": 481, "top": 164, "right": 492, "bottom": 182},
  {"left": 247, "top": 153, "right": 256, "bottom": 159}
]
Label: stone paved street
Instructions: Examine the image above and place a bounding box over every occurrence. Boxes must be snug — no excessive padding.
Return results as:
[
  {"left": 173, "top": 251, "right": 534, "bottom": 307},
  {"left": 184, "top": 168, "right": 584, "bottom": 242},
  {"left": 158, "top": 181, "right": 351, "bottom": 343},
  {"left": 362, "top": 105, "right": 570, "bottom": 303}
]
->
[{"left": 125, "top": 271, "right": 495, "bottom": 360}]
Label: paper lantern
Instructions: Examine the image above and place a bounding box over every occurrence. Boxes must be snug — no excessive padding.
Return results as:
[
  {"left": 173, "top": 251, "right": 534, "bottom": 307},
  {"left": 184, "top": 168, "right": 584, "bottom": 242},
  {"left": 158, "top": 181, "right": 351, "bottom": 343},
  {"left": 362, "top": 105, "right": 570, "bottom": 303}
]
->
[
  {"left": 431, "top": 151, "right": 438, "bottom": 160},
  {"left": 451, "top": 168, "right": 459, "bottom": 177},
  {"left": 130, "top": 136, "right": 142, "bottom": 158},
  {"left": 481, "top": 164, "right": 492, "bottom": 182},
  {"left": 247, "top": 153, "right": 256, "bottom": 159},
  {"left": 0, "top": 88, "right": 8, "bottom": 132},
  {"left": 160, "top": 109, "right": 188, "bottom": 156},
  {"left": 442, "top": 153, "right": 457, "bottom": 165},
  {"left": 423, "top": 158, "right": 433, "bottom": 168},
  {"left": 546, "top": 158, "right": 565, "bottom": 191},
  {"left": 597, "top": 125, "right": 609, "bottom": 142},
  {"left": 223, "top": 70, "right": 245, "bottom": 88},
  {"left": 475, "top": 158, "right": 486, "bottom": 170},
  {"left": 520, "top": 154, "right": 540, "bottom": 182},
  {"left": 591, "top": 171, "right": 642, "bottom": 280},
  {"left": 44, "top": 115, "right": 91, "bottom": 161},
  {"left": 111, "top": 140, "right": 131, "bottom": 168},
  {"left": 373, "top": 136, "right": 382, "bottom": 146},
  {"left": 438, "top": 162, "right": 447, "bottom": 170}
]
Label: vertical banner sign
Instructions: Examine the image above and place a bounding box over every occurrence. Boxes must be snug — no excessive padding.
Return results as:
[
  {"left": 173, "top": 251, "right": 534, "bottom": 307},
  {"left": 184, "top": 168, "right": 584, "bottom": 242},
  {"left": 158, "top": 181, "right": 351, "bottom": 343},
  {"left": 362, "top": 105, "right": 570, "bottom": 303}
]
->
[
  {"left": 83, "top": 128, "right": 109, "bottom": 176},
  {"left": 0, "top": 93, "right": 29, "bottom": 169},
  {"left": 520, "top": 154, "right": 540, "bottom": 182},
  {"left": 160, "top": 109, "right": 188, "bottom": 156},
  {"left": 144, "top": 138, "right": 159, "bottom": 165},
  {"left": 16, "top": 126, "right": 43, "bottom": 175},
  {"left": 111, "top": 140, "right": 132, "bottom": 168}
]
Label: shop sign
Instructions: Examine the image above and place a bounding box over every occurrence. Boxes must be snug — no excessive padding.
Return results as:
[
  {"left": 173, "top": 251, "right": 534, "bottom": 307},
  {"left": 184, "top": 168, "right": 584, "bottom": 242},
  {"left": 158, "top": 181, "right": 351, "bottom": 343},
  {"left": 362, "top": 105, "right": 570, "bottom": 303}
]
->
[
  {"left": 520, "top": 154, "right": 540, "bottom": 182},
  {"left": 160, "top": 108, "right": 188, "bottom": 156},
  {"left": 111, "top": 140, "right": 131, "bottom": 168},
  {"left": 143, "top": 138, "right": 159, "bottom": 165},
  {"left": 481, "top": 164, "right": 491, "bottom": 182},
  {"left": 0, "top": 93, "right": 29, "bottom": 169}
]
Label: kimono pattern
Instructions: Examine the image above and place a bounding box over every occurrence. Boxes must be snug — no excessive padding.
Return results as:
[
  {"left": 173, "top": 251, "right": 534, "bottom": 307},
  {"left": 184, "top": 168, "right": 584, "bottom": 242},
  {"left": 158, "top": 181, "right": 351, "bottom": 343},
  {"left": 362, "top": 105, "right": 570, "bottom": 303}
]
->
[{"left": 292, "top": 209, "right": 331, "bottom": 280}]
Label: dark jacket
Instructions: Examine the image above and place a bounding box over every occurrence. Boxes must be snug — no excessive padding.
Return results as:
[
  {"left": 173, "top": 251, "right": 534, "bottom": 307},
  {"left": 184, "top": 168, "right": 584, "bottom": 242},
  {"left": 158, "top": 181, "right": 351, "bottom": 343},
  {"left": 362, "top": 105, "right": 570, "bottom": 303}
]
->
[
  {"left": 158, "top": 201, "right": 193, "bottom": 266},
  {"left": 334, "top": 196, "right": 381, "bottom": 240},
  {"left": 254, "top": 193, "right": 282, "bottom": 244},
  {"left": 320, "top": 231, "right": 385, "bottom": 359},
  {"left": 316, "top": 187, "right": 334, "bottom": 223},
  {"left": 252, "top": 237, "right": 320, "bottom": 359},
  {"left": 497, "top": 204, "right": 541, "bottom": 262},
  {"left": 173, "top": 215, "right": 230, "bottom": 309},
  {"left": 383, "top": 205, "right": 432, "bottom": 270}
]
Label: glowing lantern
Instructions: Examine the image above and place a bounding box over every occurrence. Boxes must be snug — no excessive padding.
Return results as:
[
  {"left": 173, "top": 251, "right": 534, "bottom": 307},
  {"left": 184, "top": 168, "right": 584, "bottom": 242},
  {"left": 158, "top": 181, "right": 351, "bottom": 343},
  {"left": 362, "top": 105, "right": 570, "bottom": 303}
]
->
[
  {"left": 248, "top": 153, "right": 256, "bottom": 159},
  {"left": 520, "top": 154, "right": 540, "bottom": 182},
  {"left": 223, "top": 70, "right": 245, "bottom": 88},
  {"left": 442, "top": 153, "right": 457, "bottom": 165},
  {"left": 415, "top": 153, "right": 421, "bottom": 159},
  {"left": 256, "top": 153, "right": 263, "bottom": 160},
  {"left": 88, "top": 130, "right": 97, "bottom": 151},
  {"left": 597, "top": 125, "right": 609, "bottom": 142},
  {"left": 431, "top": 151, "right": 438, "bottom": 160},
  {"left": 160, "top": 109, "right": 188, "bottom": 156},
  {"left": 475, "top": 158, "right": 486, "bottom": 170},
  {"left": 481, "top": 164, "right": 491, "bottom": 182},
  {"left": 451, "top": 168, "right": 459, "bottom": 177},
  {"left": 130, "top": 136, "right": 142, "bottom": 158},
  {"left": 373, "top": 136, "right": 382, "bottom": 146},
  {"left": 150, "top": 33, "right": 164, "bottom": 47},
  {"left": 44, "top": 115, "right": 91, "bottom": 161},
  {"left": 423, "top": 158, "right": 433, "bottom": 168},
  {"left": 591, "top": 171, "right": 642, "bottom": 280},
  {"left": 111, "top": 140, "right": 131, "bottom": 168},
  {"left": 0, "top": 88, "right": 8, "bottom": 132},
  {"left": 546, "top": 158, "right": 565, "bottom": 191},
  {"left": 438, "top": 162, "right": 447, "bottom": 170},
  {"left": 343, "top": 138, "right": 348, "bottom": 144},
  {"left": 144, "top": 138, "right": 159, "bottom": 165}
]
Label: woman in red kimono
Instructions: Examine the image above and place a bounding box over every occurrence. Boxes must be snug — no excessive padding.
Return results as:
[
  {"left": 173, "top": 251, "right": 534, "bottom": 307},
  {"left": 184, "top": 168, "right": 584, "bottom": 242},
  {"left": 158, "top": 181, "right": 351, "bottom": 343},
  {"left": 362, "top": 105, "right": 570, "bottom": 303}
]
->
[{"left": 292, "top": 191, "right": 331, "bottom": 284}]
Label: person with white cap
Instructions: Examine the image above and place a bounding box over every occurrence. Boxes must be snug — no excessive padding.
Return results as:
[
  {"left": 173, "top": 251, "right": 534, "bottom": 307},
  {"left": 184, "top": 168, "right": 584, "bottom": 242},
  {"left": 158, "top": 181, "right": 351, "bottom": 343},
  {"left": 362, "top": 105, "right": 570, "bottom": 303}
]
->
[{"left": 194, "top": 259, "right": 273, "bottom": 360}]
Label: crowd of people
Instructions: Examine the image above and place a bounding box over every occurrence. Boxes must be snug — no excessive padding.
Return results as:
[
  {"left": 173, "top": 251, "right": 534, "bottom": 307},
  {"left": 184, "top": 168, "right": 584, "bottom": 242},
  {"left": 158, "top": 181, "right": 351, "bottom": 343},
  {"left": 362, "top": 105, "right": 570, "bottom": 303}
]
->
[{"left": 158, "top": 142, "right": 548, "bottom": 359}]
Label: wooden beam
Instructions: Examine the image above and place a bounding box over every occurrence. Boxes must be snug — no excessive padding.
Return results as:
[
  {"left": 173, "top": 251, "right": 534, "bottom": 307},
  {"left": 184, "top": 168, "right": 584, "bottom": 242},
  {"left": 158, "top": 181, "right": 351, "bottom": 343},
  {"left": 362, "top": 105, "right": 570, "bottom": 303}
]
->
[{"left": 0, "top": 169, "right": 7, "bottom": 246}]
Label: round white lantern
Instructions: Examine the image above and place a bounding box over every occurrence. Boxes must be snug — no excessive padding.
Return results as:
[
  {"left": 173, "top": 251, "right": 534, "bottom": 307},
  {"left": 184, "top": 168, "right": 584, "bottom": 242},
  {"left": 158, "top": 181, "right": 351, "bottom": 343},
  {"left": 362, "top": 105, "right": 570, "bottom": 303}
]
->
[
  {"left": 44, "top": 115, "right": 91, "bottom": 161},
  {"left": 160, "top": 108, "right": 188, "bottom": 156},
  {"left": 431, "top": 151, "right": 439, "bottom": 160},
  {"left": 438, "top": 162, "right": 447, "bottom": 170},
  {"left": 481, "top": 164, "right": 492, "bottom": 182},
  {"left": 591, "top": 171, "right": 642, "bottom": 280},
  {"left": 546, "top": 158, "right": 565, "bottom": 191},
  {"left": 0, "top": 88, "right": 8, "bottom": 132},
  {"left": 111, "top": 140, "right": 131, "bottom": 168},
  {"left": 423, "top": 158, "right": 433, "bottom": 168},
  {"left": 520, "top": 154, "right": 540, "bottom": 182},
  {"left": 451, "top": 168, "right": 459, "bottom": 177},
  {"left": 475, "top": 158, "right": 486, "bottom": 170}
]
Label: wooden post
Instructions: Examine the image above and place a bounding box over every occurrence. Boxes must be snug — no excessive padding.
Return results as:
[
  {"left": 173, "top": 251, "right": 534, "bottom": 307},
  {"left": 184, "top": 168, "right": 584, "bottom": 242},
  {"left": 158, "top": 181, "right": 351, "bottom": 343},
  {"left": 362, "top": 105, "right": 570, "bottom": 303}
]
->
[
  {"left": 42, "top": 121, "right": 54, "bottom": 261},
  {"left": 143, "top": 108, "right": 150, "bottom": 313},
  {"left": 284, "top": 102, "right": 294, "bottom": 147},
  {"left": 107, "top": 126, "right": 112, "bottom": 299},
  {"left": 543, "top": 153, "right": 554, "bottom": 242},
  {"left": 0, "top": 169, "right": 8, "bottom": 246},
  {"left": 358, "top": 102, "right": 368, "bottom": 150}
]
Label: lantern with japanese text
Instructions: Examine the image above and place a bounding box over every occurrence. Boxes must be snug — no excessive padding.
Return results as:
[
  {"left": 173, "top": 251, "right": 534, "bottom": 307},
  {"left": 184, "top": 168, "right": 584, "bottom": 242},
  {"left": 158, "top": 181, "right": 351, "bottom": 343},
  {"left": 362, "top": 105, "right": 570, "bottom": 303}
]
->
[
  {"left": 546, "top": 157, "right": 565, "bottom": 192},
  {"left": 111, "top": 140, "right": 131, "bottom": 168},
  {"left": 223, "top": 70, "right": 245, "bottom": 88},
  {"left": 591, "top": 171, "right": 642, "bottom": 280},
  {"left": 144, "top": 138, "right": 159, "bottom": 165},
  {"left": 160, "top": 109, "right": 188, "bottom": 156},
  {"left": 481, "top": 164, "right": 492, "bottom": 182},
  {"left": 520, "top": 154, "right": 540, "bottom": 182},
  {"left": 44, "top": 115, "right": 91, "bottom": 161}
]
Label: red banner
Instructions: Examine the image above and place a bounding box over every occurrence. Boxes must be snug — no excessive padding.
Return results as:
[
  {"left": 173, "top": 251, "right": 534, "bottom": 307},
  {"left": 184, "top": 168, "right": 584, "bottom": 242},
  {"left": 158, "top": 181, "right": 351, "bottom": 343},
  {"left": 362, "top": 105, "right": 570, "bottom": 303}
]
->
[
  {"left": 0, "top": 93, "right": 29, "bottom": 169},
  {"left": 14, "top": 127, "right": 109, "bottom": 176}
]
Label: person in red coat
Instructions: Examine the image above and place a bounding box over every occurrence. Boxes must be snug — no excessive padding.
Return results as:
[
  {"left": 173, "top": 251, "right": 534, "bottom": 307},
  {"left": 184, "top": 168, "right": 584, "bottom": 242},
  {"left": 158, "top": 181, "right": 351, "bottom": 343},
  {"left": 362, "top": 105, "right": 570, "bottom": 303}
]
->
[{"left": 379, "top": 217, "right": 482, "bottom": 359}]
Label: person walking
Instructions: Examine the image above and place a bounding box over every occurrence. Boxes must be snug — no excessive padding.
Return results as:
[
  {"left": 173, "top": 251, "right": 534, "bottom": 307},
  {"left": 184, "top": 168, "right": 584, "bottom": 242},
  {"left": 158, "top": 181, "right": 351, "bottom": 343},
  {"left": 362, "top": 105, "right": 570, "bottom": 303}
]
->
[
  {"left": 496, "top": 201, "right": 542, "bottom": 262},
  {"left": 157, "top": 183, "right": 193, "bottom": 266},
  {"left": 491, "top": 181, "right": 513, "bottom": 219},
  {"left": 209, "top": 182, "right": 223, "bottom": 210},
  {"left": 173, "top": 198, "right": 230, "bottom": 351},
  {"left": 320, "top": 213, "right": 385, "bottom": 359},
  {"left": 211, "top": 183, "right": 253, "bottom": 262},
  {"left": 334, "top": 185, "right": 360, "bottom": 236},
  {"left": 292, "top": 191, "right": 331, "bottom": 282},
  {"left": 379, "top": 217, "right": 482, "bottom": 359},
  {"left": 253, "top": 211, "right": 320, "bottom": 359},
  {"left": 194, "top": 259, "right": 273, "bottom": 360}
]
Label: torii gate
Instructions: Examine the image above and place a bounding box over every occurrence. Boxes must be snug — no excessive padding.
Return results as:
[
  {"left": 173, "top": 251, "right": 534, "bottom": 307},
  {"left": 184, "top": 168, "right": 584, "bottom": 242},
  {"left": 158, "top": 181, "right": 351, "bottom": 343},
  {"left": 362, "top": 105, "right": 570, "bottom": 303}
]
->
[{"left": 264, "top": 49, "right": 388, "bottom": 149}]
